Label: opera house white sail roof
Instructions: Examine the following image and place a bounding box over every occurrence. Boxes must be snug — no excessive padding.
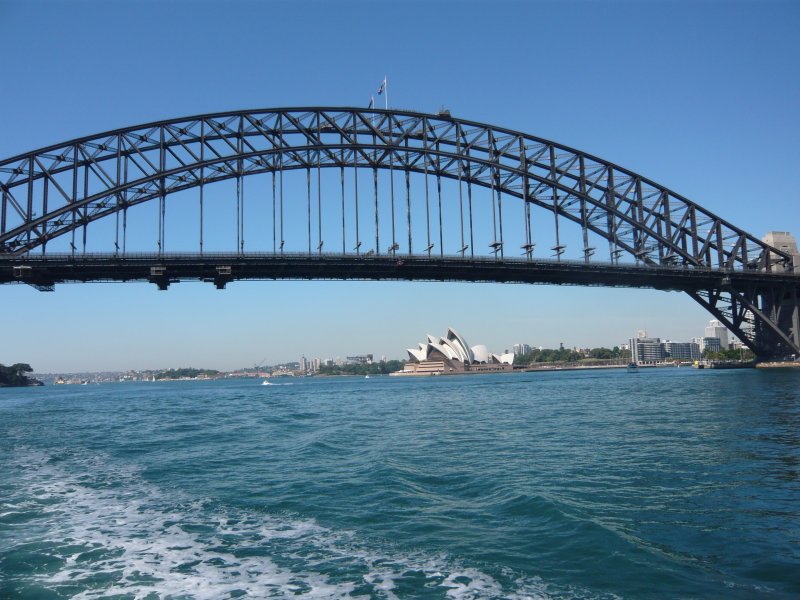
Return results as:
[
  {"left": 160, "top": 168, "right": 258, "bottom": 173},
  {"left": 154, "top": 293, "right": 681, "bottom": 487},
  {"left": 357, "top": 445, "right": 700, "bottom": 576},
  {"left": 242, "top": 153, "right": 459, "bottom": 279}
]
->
[{"left": 406, "top": 327, "right": 514, "bottom": 366}]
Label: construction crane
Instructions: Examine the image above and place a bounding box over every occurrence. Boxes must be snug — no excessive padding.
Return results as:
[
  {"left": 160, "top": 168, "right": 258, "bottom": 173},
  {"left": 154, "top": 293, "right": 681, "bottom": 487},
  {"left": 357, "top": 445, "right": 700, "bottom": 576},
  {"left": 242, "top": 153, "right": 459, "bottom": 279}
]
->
[{"left": 253, "top": 358, "right": 267, "bottom": 376}]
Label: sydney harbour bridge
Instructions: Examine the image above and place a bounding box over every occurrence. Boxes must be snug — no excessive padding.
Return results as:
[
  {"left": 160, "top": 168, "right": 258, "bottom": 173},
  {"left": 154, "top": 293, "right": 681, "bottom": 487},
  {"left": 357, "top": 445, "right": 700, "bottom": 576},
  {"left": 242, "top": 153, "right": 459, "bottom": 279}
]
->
[{"left": 0, "top": 107, "right": 798, "bottom": 359}]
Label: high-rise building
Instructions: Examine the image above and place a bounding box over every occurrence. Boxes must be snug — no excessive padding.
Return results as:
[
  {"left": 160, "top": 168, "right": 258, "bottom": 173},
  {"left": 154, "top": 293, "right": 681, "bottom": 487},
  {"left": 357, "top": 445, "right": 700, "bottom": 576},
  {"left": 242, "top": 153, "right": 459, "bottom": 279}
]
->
[
  {"left": 513, "top": 343, "right": 532, "bottom": 356},
  {"left": 300, "top": 356, "right": 308, "bottom": 373},
  {"left": 704, "top": 320, "right": 729, "bottom": 349}
]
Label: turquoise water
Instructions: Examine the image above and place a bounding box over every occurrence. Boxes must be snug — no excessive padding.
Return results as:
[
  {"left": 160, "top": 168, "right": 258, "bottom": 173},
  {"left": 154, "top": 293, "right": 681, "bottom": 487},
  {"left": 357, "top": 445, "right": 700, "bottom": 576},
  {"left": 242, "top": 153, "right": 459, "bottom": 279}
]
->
[{"left": 1, "top": 368, "right": 798, "bottom": 599}]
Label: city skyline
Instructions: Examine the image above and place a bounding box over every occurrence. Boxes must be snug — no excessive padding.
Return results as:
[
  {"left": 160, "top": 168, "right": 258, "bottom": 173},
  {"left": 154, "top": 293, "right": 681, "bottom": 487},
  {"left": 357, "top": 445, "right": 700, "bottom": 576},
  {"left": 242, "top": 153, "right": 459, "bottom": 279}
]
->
[
  {"left": 30, "top": 315, "right": 730, "bottom": 374},
  {"left": 2, "top": 0, "right": 798, "bottom": 372},
  {"left": 279, "top": 316, "right": 737, "bottom": 370}
]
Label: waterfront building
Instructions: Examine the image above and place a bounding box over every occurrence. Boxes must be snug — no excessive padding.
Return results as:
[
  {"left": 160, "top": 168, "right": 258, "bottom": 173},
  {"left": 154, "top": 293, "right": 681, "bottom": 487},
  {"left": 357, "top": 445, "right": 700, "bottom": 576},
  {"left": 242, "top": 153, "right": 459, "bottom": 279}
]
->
[
  {"left": 693, "top": 336, "right": 722, "bottom": 354},
  {"left": 393, "top": 327, "right": 514, "bottom": 376},
  {"left": 704, "top": 319, "right": 729, "bottom": 349},
  {"left": 664, "top": 341, "right": 700, "bottom": 361},
  {"left": 703, "top": 337, "right": 722, "bottom": 352},
  {"left": 630, "top": 331, "right": 665, "bottom": 364},
  {"left": 300, "top": 356, "right": 308, "bottom": 373}
]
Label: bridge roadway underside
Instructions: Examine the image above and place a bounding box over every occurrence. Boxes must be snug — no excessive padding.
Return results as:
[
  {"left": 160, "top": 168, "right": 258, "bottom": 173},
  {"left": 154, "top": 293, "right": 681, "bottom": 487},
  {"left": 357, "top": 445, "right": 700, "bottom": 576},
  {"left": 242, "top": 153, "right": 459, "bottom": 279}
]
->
[{"left": 1, "top": 253, "right": 794, "bottom": 292}]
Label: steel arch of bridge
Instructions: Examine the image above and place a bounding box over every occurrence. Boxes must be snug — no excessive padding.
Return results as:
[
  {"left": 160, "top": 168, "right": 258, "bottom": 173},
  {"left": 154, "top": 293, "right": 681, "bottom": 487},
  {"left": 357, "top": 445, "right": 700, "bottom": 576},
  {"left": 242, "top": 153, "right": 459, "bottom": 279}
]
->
[{"left": 0, "top": 107, "right": 798, "bottom": 358}]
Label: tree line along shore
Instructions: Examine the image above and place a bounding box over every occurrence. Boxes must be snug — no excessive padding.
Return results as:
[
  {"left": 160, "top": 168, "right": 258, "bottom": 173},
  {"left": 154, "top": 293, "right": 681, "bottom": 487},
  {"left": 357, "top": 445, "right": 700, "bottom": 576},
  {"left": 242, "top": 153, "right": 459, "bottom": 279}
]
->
[
  {"left": 6, "top": 346, "right": 760, "bottom": 387},
  {"left": 0, "top": 363, "right": 43, "bottom": 387}
]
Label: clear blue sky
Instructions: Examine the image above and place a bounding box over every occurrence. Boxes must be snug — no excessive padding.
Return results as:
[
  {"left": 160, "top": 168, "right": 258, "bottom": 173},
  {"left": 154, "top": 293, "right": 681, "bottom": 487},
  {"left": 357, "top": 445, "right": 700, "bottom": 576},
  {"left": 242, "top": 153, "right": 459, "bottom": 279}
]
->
[{"left": 1, "top": 0, "right": 798, "bottom": 372}]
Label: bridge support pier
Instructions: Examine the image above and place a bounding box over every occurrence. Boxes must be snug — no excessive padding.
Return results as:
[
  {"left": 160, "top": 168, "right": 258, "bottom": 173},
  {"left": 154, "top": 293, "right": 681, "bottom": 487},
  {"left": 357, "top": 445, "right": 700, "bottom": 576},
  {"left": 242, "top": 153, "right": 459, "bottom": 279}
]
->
[
  {"left": 691, "top": 280, "right": 800, "bottom": 360},
  {"left": 758, "top": 284, "right": 800, "bottom": 359}
]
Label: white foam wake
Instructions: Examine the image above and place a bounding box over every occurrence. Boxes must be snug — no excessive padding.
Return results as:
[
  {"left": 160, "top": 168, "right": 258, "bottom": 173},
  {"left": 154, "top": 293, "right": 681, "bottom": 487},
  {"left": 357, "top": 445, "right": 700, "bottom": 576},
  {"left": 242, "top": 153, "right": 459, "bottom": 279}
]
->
[{"left": 2, "top": 448, "right": 554, "bottom": 599}]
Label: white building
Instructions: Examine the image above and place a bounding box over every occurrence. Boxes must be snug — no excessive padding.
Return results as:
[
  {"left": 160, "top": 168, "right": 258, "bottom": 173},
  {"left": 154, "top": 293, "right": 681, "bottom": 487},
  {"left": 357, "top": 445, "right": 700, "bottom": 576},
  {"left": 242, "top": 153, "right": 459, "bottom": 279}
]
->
[
  {"left": 693, "top": 336, "right": 722, "bottom": 354},
  {"left": 704, "top": 319, "right": 729, "bottom": 349},
  {"left": 346, "top": 355, "right": 373, "bottom": 365},
  {"left": 395, "top": 327, "right": 514, "bottom": 376},
  {"left": 513, "top": 343, "right": 532, "bottom": 356}
]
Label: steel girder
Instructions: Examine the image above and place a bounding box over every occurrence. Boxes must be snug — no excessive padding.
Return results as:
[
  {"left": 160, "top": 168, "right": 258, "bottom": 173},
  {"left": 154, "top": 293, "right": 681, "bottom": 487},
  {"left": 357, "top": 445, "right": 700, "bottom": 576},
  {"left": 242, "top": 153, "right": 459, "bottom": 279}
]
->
[
  {"left": 0, "top": 107, "right": 793, "bottom": 269},
  {"left": 1, "top": 107, "right": 797, "bottom": 357},
  {"left": 4, "top": 252, "right": 796, "bottom": 290},
  {"left": 689, "top": 283, "right": 800, "bottom": 358}
]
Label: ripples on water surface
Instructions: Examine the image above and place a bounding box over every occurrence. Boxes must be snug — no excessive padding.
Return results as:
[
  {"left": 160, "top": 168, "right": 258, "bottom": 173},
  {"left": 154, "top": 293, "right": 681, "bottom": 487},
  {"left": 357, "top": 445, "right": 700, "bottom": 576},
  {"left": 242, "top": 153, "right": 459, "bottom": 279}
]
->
[{"left": 1, "top": 368, "right": 799, "bottom": 599}]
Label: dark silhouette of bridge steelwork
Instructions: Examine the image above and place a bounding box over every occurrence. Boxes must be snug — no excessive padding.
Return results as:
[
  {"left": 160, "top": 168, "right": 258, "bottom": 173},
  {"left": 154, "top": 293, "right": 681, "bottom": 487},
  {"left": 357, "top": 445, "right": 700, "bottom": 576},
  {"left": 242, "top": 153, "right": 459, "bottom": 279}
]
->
[{"left": 1, "top": 107, "right": 798, "bottom": 358}]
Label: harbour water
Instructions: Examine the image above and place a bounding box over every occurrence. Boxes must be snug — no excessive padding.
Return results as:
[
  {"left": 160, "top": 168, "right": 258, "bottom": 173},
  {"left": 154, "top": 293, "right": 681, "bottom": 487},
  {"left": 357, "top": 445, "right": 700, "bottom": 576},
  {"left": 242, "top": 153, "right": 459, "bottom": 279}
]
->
[{"left": 1, "top": 368, "right": 798, "bottom": 599}]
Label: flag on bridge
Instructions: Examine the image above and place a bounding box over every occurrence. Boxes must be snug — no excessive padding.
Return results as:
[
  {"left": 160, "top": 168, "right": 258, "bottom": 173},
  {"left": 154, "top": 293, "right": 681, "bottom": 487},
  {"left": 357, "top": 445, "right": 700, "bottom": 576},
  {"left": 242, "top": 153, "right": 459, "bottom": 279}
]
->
[{"left": 376, "top": 76, "right": 388, "bottom": 109}]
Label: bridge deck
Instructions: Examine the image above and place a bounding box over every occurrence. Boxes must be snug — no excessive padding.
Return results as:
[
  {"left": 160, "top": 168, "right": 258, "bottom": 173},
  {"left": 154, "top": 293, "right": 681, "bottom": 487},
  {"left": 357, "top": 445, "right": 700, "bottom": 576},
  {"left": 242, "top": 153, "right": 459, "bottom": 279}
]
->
[{"left": 2, "top": 253, "right": 796, "bottom": 291}]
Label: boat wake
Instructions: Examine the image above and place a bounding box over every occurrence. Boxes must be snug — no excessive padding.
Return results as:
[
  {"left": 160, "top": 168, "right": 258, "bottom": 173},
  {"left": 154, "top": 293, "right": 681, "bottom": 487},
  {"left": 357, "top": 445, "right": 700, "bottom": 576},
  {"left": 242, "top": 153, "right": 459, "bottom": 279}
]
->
[{"left": 0, "top": 448, "right": 566, "bottom": 599}]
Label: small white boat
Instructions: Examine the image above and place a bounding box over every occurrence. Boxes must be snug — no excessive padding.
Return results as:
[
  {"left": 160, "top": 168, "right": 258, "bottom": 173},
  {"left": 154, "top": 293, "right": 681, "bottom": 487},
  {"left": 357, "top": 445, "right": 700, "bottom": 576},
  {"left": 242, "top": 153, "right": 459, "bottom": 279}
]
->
[
  {"left": 364, "top": 375, "right": 370, "bottom": 379},
  {"left": 261, "top": 380, "right": 272, "bottom": 386}
]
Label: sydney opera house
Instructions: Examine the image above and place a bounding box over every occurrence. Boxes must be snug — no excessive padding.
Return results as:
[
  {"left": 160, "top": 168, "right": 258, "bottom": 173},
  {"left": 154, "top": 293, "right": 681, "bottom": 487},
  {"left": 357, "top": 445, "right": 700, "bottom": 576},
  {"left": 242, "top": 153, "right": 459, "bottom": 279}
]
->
[{"left": 391, "top": 327, "right": 515, "bottom": 376}]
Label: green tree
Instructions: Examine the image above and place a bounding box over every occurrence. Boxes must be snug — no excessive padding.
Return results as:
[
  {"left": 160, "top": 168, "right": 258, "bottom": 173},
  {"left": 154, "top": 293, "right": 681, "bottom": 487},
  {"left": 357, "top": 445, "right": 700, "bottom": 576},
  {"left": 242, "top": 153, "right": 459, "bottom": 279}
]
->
[
  {"left": 514, "top": 348, "right": 587, "bottom": 365},
  {"left": 316, "top": 360, "right": 405, "bottom": 376},
  {"left": 0, "top": 363, "right": 38, "bottom": 387},
  {"left": 154, "top": 367, "right": 220, "bottom": 379},
  {"left": 701, "top": 348, "right": 754, "bottom": 361}
]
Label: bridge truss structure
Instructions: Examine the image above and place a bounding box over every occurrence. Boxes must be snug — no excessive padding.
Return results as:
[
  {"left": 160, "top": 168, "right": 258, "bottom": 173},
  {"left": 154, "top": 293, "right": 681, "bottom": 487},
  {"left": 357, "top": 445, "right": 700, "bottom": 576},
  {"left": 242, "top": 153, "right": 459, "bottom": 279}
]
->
[{"left": 0, "top": 107, "right": 797, "bottom": 358}]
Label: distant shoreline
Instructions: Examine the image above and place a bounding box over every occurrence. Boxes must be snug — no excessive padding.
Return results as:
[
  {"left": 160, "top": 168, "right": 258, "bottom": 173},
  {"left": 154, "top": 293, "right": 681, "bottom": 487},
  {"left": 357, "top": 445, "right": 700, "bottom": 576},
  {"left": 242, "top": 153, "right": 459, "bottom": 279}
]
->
[{"left": 0, "top": 380, "right": 43, "bottom": 387}]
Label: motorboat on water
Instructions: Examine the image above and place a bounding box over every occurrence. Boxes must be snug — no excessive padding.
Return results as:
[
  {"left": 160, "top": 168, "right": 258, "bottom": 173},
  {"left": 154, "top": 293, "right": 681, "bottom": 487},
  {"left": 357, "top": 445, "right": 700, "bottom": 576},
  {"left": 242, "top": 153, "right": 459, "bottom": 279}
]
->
[
  {"left": 627, "top": 362, "right": 639, "bottom": 372},
  {"left": 261, "top": 379, "right": 272, "bottom": 386}
]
